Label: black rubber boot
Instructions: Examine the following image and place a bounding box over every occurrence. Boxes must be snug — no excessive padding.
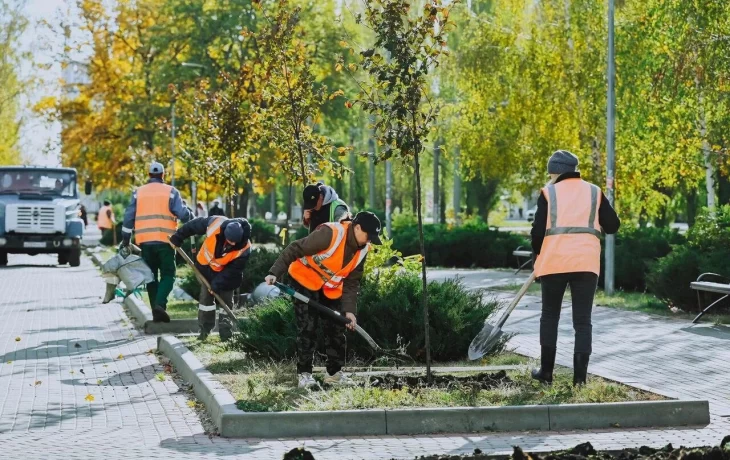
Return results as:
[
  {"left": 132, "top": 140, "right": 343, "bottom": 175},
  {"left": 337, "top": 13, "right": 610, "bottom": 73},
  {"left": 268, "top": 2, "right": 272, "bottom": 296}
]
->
[
  {"left": 531, "top": 346, "right": 557, "bottom": 384},
  {"left": 573, "top": 352, "right": 590, "bottom": 386},
  {"left": 218, "top": 312, "right": 233, "bottom": 342},
  {"left": 197, "top": 310, "right": 215, "bottom": 341},
  {"left": 152, "top": 306, "right": 170, "bottom": 323}
]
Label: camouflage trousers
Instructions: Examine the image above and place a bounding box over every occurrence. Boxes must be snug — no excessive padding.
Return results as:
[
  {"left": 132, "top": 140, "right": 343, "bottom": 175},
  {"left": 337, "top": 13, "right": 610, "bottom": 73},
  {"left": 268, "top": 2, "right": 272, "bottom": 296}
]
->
[{"left": 292, "top": 280, "right": 346, "bottom": 375}]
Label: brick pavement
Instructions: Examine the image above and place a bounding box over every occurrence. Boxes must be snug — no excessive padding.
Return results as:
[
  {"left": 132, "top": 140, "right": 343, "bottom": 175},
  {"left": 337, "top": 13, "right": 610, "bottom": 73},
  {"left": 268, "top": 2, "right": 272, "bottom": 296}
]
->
[{"left": 0, "top": 261, "right": 728, "bottom": 459}]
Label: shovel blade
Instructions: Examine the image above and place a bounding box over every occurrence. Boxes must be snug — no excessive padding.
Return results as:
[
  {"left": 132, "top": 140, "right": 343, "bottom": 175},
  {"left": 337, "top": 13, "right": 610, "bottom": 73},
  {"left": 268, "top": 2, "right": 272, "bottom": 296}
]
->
[{"left": 468, "top": 322, "right": 503, "bottom": 360}]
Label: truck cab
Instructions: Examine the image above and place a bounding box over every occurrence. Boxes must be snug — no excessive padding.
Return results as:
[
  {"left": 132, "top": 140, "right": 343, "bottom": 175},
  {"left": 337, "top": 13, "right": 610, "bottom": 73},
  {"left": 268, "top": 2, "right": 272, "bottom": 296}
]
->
[{"left": 0, "top": 166, "right": 85, "bottom": 267}]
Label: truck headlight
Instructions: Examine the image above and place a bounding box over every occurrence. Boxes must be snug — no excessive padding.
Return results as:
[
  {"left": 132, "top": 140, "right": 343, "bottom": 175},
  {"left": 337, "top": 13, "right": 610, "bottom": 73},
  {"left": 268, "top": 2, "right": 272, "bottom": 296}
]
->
[
  {"left": 63, "top": 238, "right": 72, "bottom": 247},
  {"left": 0, "top": 237, "right": 6, "bottom": 246}
]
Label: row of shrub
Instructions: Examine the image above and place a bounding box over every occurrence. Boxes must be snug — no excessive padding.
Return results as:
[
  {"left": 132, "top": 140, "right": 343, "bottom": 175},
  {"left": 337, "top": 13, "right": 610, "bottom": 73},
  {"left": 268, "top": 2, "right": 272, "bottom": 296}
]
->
[
  {"left": 392, "top": 222, "right": 528, "bottom": 269},
  {"left": 233, "top": 274, "right": 503, "bottom": 363}
]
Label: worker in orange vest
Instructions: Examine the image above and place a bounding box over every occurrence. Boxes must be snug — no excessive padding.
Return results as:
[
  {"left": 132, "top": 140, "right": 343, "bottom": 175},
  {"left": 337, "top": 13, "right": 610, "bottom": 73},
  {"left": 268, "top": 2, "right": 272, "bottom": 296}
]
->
[
  {"left": 265, "top": 212, "right": 381, "bottom": 388},
  {"left": 531, "top": 150, "right": 620, "bottom": 386},
  {"left": 122, "top": 162, "right": 192, "bottom": 323},
  {"left": 97, "top": 200, "right": 116, "bottom": 244},
  {"left": 170, "top": 216, "right": 251, "bottom": 341}
]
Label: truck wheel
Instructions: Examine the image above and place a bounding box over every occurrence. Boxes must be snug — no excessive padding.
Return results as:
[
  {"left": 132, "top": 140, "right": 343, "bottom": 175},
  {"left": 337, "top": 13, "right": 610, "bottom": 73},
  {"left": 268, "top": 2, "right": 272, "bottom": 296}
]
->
[
  {"left": 69, "top": 249, "right": 81, "bottom": 267},
  {"left": 0, "top": 251, "right": 7, "bottom": 267},
  {"left": 58, "top": 251, "right": 69, "bottom": 265}
]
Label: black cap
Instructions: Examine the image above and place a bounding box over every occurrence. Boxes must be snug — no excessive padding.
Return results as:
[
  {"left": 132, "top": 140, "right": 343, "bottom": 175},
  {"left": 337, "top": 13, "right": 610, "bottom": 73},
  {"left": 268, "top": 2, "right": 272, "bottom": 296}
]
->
[
  {"left": 302, "top": 183, "right": 322, "bottom": 210},
  {"left": 353, "top": 211, "right": 382, "bottom": 245}
]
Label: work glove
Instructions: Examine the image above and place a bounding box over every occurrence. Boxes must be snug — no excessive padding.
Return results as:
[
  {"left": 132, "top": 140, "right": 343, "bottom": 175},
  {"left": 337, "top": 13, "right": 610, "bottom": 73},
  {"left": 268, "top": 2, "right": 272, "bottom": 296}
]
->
[
  {"left": 169, "top": 233, "right": 184, "bottom": 248},
  {"left": 118, "top": 243, "right": 131, "bottom": 258}
]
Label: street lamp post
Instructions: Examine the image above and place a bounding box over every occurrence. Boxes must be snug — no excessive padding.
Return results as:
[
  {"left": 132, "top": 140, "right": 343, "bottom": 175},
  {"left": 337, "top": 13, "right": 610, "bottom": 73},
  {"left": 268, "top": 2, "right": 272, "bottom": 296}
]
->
[{"left": 605, "top": 0, "right": 616, "bottom": 295}]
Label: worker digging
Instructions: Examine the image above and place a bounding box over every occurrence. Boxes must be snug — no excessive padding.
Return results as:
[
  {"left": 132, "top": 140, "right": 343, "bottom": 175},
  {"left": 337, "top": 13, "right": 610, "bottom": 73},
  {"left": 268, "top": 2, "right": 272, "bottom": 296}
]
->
[
  {"left": 169, "top": 215, "right": 252, "bottom": 341},
  {"left": 265, "top": 211, "right": 382, "bottom": 388}
]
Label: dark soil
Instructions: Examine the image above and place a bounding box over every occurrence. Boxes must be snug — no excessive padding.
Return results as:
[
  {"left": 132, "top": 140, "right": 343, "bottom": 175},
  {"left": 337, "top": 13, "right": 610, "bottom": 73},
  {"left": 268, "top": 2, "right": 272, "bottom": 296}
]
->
[
  {"left": 281, "top": 438, "right": 730, "bottom": 460},
  {"left": 368, "top": 370, "right": 509, "bottom": 391},
  {"left": 400, "top": 438, "right": 730, "bottom": 460}
]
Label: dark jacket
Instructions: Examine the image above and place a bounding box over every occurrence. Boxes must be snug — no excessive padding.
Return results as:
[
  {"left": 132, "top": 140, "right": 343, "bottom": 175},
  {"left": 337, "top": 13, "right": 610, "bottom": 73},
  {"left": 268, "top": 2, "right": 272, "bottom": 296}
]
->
[
  {"left": 531, "top": 172, "right": 621, "bottom": 257},
  {"left": 307, "top": 201, "right": 350, "bottom": 233},
  {"left": 209, "top": 205, "right": 225, "bottom": 217},
  {"left": 269, "top": 222, "right": 366, "bottom": 314},
  {"left": 174, "top": 217, "right": 251, "bottom": 292}
]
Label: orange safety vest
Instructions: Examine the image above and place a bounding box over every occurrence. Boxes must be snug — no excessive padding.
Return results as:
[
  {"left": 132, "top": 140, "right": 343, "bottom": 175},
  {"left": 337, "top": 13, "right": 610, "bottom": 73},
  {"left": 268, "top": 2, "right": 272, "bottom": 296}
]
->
[
  {"left": 97, "top": 205, "right": 115, "bottom": 230},
  {"left": 134, "top": 182, "right": 177, "bottom": 244},
  {"left": 534, "top": 179, "right": 602, "bottom": 277},
  {"left": 196, "top": 217, "right": 251, "bottom": 272},
  {"left": 288, "top": 222, "right": 369, "bottom": 299}
]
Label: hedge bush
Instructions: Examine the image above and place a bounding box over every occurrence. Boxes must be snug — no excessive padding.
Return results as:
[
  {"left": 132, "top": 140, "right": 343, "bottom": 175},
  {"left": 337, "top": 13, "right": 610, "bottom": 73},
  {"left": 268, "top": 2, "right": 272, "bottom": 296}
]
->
[
  {"left": 250, "top": 218, "right": 277, "bottom": 244},
  {"left": 647, "top": 206, "right": 730, "bottom": 311},
  {"left": 392, "top": 223, "right": 528, "bottom": 268},
  {"left": 231, "top": 274, "right": 503, "bottom": 362},
  {"left": 600, "top": 227, "right": 685, "bottom": 291}
]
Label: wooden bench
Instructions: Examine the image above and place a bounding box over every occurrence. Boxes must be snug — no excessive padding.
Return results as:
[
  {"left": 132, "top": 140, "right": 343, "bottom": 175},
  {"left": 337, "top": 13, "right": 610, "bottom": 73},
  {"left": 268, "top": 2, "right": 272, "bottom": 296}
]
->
[
  {"left": 513, "top": 246, "right": 533, "bottom": 275},
  {"left": 690, "top": 273, "right": 730, "bottom": 323}
]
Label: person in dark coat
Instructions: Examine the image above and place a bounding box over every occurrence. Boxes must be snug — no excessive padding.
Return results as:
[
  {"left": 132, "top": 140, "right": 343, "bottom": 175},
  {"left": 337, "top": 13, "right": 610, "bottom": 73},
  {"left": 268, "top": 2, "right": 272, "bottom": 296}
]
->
[
  {"left": 170, "top": 216, "right": 251, "bottom": 341},
  {"left": 302, "top": 183, "right": 350, "bottom": 233},
  {"left": 208, "top": 200, "right": 225, "bottom": 217}
]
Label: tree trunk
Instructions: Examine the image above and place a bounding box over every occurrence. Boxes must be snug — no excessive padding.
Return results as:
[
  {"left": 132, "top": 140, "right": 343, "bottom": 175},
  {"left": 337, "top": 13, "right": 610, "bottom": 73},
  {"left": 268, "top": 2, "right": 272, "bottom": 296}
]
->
[
  {"left": 453, "top": 146, "right": 461, "bottom": 225},
  {"left": 285, "top": 181, "right": 293, "bottom": 245},
  {"left": 414, "top": 152, "right": 432, "bottom": 382},
  {"left": 686, "top": 187, "right": 698, "bottom": 227},
  {"left": 718, "top": 173, "right": 730, "bottom": 206},
  {"left": 696, "top": 72, "right": 716, "bottom": 210}
]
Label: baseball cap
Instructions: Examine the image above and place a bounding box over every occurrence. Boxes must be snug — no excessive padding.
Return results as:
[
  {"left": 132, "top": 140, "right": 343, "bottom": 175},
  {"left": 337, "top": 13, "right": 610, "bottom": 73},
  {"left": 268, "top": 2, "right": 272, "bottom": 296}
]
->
[
  {"left": 149, "top": 161, "right": 165, "bottom": 175},
  {"left": 302, "top": 183, "right": 322, "bottom": 210},
  {"left": 353, "top": 211, "right": 382, "bottom": 245}
]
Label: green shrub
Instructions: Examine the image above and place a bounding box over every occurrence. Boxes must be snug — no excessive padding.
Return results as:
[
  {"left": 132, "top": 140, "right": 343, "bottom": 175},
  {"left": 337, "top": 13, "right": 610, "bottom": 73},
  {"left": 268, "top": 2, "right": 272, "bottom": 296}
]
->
[
  {"left": 601, "top": 227, "right": 685, "bottom": 291},
  {"left": 241, "top": 248, "right": 281, "bottom": 293},
  {"left": 179, "top": 265, "right": 201, "bottom": 300},
  {"left": 646, "top": 207, "right": 730, "bottom": 311},
  {"left": 231, "top": 274, "right": 503, "bottom": 363},
  {"left": 392, "top": 223, "right": 527, "bottom": 268},
  {"left": 250, "top": 218, "right": 276, "bottom": 244},
  {"left": 352, "top": 275, "right": 503, "bottom": 361},
  {"left": 233, "top": 297, "right": 297, "bottom": 359}
]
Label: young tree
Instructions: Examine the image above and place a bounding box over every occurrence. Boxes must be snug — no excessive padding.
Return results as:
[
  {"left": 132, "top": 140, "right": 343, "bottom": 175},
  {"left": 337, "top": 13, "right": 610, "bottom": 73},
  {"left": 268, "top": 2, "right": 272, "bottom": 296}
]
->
[
  {"left": 0, "top": 0, "right": 27, "bottom": 165},
  {"left": 347, "top": 0, "right": 457, "bottom": 379}
]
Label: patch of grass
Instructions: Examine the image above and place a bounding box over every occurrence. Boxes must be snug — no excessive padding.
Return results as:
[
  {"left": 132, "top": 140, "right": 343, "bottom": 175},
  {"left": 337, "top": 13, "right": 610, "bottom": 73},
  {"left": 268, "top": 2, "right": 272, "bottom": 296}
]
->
[
  {"left": 480, "top": 351, "right": 529, "bottom": 366},
  {"left": 166, "top": 300, "right": 198, "bottom": 320},
  {"left": 180, "top": 337, "right": 662, "bottom": 412}
]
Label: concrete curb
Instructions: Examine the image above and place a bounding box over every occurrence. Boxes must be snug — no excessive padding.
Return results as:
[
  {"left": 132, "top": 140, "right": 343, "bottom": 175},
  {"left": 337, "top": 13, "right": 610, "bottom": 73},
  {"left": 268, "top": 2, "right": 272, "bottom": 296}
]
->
[
  {"left": 548, "top": 400, "right": 710, "bottom": 430},
  {"left": 85, "top": 249, "right": 104, "bottom": 267},
  {"left": 159, "top": 337, "right": 712, "bottom": 438},
  {"left": 124, "top": 295, "right": 199, "bottom": 334},
  {"left": 158, "top": 336, "right": 238, "bottom": 433}
]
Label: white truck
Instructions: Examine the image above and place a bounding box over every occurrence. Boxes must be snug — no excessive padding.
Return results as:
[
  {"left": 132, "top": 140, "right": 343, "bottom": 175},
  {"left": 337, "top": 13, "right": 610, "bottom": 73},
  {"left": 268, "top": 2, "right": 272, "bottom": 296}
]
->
[{"left": 0, "top": 166, "right": 85, "bottom": 267}]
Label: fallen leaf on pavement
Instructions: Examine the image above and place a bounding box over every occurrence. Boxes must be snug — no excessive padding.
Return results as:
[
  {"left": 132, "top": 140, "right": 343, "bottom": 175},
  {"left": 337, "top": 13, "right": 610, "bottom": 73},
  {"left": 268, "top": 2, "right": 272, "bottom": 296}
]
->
[
  {"left": 14, "top": 337, "right": 20, "bottom": 342},
  {"left": 97, "top": 380, "right": 103, "bottom": 385},
  {"left": 69, "top": 370, "right": 75, "bottom": 375},
  {"left": 80, "top": 369, "right": 85, "bottom": 374},
  {"left": 186, "top": 401, "right": 196, "bottom": 408},
  {"left": 34, "top": 381, "right": 42, "bottom": 386},
  {"left": 6, "top": 361, "right": 12, "bottom": 364},
  {"left": 84, "top": 394, "right": 95, "bottom": 402},
  {"left": 117, "top": 354, "right": 124, "bottom": 360}
]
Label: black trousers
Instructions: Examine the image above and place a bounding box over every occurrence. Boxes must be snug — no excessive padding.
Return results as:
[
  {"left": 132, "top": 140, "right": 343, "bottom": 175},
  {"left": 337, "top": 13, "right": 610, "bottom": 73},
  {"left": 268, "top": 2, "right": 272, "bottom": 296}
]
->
[{"left": 539, "top": 272, "right": 598, "bottom": 354}]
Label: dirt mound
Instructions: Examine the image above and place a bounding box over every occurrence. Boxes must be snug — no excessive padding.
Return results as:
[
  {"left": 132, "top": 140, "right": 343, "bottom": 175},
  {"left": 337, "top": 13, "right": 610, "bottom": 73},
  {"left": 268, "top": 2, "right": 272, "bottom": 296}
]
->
[
  {"left": 401, "top": 438, "right": 730, "bottom": 460},
  {"left": 368, "top": 370, "right": 509, "bottom": 390}
]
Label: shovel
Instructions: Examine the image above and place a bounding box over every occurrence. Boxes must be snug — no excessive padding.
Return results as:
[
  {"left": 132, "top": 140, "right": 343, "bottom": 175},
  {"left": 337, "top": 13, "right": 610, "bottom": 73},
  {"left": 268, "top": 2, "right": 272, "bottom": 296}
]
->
[
  {"left": 169, "top": 238, "right": 239, "bottom": 328},
  {"left": 274, "top": 282, "right": 413, "bottom": 362},
  {"left": 468, "top": 272, "right": 537, "bottom": 360}
]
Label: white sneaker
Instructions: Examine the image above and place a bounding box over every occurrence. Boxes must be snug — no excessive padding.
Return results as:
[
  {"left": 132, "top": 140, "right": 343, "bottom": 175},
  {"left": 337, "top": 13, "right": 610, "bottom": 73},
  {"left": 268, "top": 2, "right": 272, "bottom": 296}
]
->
[
  {"left": 298, "top": 372, "right": 317, "bottom": 388},
  {"left": 324, "top": 371, "right": 356, "bottom": 386}
]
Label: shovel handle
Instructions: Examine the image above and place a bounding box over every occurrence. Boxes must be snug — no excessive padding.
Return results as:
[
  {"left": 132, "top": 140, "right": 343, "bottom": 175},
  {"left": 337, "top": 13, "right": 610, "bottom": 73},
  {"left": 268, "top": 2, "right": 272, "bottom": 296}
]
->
[
  {"left": 274, "top": 282, "right": 350, "bottom": 326},
  {"left": 169, "top": 237, "right": 238, "bottom": 327},
  {"left": 495, "top": 272, "right": 537, "bottom": 328}
]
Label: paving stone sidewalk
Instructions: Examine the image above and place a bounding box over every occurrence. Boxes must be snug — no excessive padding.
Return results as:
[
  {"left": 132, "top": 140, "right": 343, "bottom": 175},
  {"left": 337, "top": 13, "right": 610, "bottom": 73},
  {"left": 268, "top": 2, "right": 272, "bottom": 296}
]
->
[{"left": 0, "top": 261, "right": 728, "bottom": 459}]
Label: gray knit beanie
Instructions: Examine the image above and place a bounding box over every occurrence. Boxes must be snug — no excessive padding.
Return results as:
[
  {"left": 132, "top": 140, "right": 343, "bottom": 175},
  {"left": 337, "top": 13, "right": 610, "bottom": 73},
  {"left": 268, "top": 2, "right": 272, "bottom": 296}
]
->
[{"left": 547, "top": 150, "right": 579, "bottom": 175}]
